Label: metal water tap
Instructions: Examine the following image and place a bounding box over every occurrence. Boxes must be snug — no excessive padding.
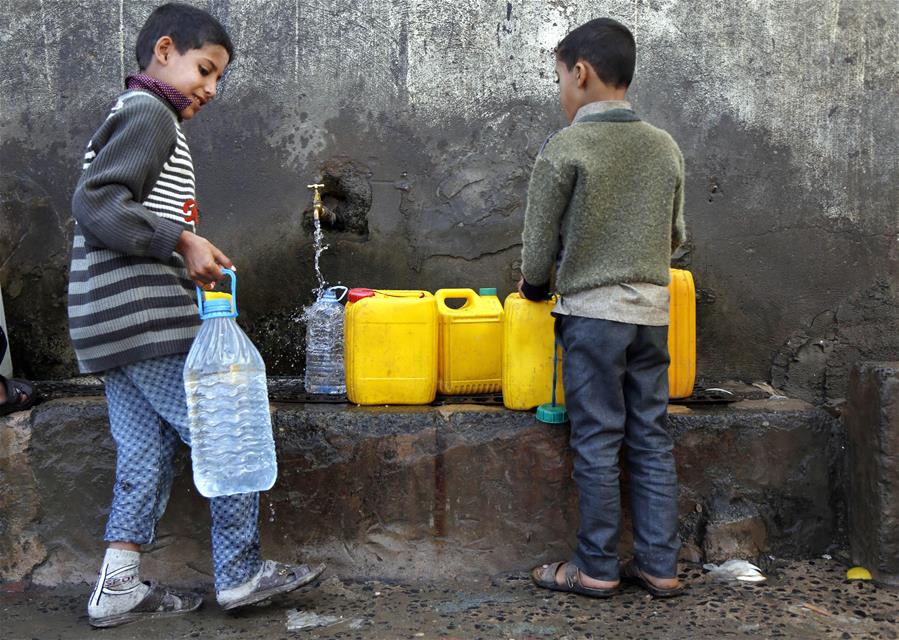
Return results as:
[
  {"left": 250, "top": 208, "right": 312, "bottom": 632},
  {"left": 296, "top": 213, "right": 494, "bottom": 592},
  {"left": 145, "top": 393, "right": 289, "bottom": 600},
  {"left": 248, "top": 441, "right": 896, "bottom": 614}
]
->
[{"left": 306, "top": 183, "right": 335, "bottom": 224}]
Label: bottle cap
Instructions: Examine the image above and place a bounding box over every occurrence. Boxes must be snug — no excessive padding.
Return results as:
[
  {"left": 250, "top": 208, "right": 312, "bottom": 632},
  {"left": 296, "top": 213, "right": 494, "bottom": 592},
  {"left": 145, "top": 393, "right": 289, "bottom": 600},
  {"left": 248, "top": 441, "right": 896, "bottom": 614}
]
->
[
  {"left": 348, "top": 288, "right": 376, "bottom": 303},
  {"left": 200, "top": 293, "right": 237, "bottom": 319},
  {"left": 196, "top": 268, "right": 238, "bottom": 320},
  {"left": 536, "top": 403, "right": 568, "bottom": 424},
  {"left": 478, "top": 287, "right": 498, "bottom": 296}
]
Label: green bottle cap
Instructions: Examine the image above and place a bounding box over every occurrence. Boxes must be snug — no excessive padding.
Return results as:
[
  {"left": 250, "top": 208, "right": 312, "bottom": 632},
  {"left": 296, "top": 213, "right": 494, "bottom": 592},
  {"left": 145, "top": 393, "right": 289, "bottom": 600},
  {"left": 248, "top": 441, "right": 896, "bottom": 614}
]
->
[
  {"left": 536, "top": 403, "right": 568, "bottom": 424},
  {"left": 478, "top": 287, "right": 498, "bottom": 296}
]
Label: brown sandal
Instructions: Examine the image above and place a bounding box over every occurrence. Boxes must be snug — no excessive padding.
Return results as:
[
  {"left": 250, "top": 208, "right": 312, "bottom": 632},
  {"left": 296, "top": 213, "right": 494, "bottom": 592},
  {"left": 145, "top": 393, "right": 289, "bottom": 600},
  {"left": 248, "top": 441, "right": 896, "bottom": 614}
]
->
[
  {"left": 531, "top": 561, "right": 618, "bottom": 599},
  {"left": 620, "top": 560, "right": 685, "bottom": 598}
]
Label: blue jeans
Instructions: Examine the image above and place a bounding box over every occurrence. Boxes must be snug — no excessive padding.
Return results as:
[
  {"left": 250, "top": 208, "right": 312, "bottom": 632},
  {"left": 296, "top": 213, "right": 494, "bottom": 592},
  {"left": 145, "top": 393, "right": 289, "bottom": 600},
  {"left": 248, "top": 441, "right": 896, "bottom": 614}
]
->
[
  {"left": 103, "top": 354, "right": 262, "bottom": 591},
  {"left": 556, "top": 315, "right": 680, "bottom": 581}
]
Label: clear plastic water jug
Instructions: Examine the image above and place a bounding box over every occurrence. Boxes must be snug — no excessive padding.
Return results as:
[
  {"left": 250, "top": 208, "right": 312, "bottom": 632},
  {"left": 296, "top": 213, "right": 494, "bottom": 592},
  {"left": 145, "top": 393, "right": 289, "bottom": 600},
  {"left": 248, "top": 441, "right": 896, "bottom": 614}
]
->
[
  {"left": 183, "top": 269, "right": 277, "bottom": 497},
  {"left": 304, "top": 286, "right": 347, "bottom": 395}
]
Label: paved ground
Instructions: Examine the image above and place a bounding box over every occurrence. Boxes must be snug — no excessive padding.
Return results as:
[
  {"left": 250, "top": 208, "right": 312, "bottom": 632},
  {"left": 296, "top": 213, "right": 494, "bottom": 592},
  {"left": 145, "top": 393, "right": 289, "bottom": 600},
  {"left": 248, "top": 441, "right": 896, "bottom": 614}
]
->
[{"left": 2, "top": 560, "right": 896, "bottom": 639}]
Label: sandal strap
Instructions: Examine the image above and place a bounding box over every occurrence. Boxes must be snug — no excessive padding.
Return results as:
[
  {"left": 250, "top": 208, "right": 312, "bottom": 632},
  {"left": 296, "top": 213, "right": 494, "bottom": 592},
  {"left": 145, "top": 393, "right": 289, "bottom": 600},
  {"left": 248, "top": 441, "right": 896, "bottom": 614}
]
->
[
  {"left": 547, "top": 561, "right": 567, "bottom": 585},
  {"left": 535, "top": 561, "right": 565, "bottom": 585},
  {"left": 563, "top": 562, "right": 580, "bottom": 589}
]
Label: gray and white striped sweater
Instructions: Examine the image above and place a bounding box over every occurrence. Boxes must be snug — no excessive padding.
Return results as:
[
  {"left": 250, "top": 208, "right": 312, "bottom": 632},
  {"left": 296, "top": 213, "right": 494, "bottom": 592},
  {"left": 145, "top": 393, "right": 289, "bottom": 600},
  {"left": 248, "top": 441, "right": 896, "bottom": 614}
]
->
[{"left": 68, "top": 91, "right": 200, "bottom": 373}]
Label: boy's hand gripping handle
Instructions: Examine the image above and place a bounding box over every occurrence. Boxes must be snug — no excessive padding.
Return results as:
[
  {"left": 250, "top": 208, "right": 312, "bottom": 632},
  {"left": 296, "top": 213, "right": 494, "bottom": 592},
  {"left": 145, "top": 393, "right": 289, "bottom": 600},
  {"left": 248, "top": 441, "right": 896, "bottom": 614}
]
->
[{"left": 196, "top": 267, "right": 237, "bottom": 316}]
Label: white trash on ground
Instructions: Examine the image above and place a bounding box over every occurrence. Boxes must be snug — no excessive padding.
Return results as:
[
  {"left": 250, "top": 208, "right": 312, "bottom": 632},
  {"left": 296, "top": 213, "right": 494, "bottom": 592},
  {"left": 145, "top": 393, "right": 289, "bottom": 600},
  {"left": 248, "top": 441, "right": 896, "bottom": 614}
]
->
[
  {"left": 285, "top": 610, "right": 342, "bottom": 631},
  {"left": 703, "top": 559, "right": 767, "bottom": 582}
]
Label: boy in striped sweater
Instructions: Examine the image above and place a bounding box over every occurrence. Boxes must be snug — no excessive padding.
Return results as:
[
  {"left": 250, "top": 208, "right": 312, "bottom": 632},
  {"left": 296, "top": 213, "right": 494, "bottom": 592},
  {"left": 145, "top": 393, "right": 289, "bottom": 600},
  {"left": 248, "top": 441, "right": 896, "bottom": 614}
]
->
[{"left": 69, "top": 3, "right": 323, "bottom": 628}]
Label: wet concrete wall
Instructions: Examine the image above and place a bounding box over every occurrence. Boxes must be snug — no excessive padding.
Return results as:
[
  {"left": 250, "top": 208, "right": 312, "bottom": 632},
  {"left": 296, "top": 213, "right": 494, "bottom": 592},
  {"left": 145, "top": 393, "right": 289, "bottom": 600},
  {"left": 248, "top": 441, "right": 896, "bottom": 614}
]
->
[
  {"left": 1, "top": 1, "right": 898, "bottom": 402},
  {"left": 1, "top": 399, "right": 839, "bottom": 585}
]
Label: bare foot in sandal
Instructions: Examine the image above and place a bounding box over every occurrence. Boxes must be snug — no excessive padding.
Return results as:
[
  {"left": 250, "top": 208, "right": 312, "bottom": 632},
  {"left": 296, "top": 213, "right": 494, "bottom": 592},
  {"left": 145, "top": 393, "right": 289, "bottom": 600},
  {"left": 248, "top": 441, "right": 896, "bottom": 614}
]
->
[
  {"left": 552, "top": 562, "right": 619, "bottom": 590},
  {"left": 621, "top": 560, "right": 684, "bottom": 597},
  {"left": 531, "top": 561, "right": 619, "bottom": 598},
  {"left": 644, "top": 573, "right": 680, "bottom": 590}
]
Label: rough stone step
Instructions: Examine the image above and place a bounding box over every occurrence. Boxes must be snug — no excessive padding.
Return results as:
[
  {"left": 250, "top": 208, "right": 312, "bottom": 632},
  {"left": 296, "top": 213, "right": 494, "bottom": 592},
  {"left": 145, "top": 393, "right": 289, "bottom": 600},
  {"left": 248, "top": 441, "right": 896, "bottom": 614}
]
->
[{"left": 0, "top": 397, "right": 841, "bottom": 588}]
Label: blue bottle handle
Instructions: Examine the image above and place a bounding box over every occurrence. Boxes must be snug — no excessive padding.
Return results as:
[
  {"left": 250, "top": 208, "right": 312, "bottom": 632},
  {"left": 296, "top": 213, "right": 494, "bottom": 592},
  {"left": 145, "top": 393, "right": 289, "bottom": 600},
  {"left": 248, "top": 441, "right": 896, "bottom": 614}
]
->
[
  {"left": 196, "top": 268, "right": 237, "bottom": 316},
  {"left": 327, "top": 285, "right": 348, "bottom": 302}
]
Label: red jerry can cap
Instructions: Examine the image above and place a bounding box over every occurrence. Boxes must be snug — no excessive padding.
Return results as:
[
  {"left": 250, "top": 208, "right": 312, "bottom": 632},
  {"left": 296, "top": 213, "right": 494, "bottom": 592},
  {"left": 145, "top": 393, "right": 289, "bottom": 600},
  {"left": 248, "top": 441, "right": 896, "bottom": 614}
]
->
[{"left": 347, "top": 288, "right": 376, "bottom": 303}]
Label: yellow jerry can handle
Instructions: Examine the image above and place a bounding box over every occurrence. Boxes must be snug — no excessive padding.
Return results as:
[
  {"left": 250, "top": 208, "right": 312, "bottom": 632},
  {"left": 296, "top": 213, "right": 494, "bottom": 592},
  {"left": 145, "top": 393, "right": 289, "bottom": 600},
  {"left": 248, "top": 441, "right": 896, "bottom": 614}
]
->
[{"left": 435, "top": 288, "right": 477, "bottom": 311}]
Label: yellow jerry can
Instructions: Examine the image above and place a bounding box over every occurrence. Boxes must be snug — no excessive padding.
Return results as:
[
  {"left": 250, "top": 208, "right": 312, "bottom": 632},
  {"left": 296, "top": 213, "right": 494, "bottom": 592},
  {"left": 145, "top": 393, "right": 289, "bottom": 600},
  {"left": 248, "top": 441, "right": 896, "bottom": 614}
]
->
[
  {"left": 435, "top": 288, "right": 504, "bottom": 395},
  {"left": 344, "top": 289, "right": 437, "bottom": 405},
  {"left": 502, "top": 268, "right": 697, "bottom": 409},
  {"left": 502, "top": 293, "right": 564, "bottom": 410},
  {"left": 667, "top": 269, "right": 696, "bottom": 399}
]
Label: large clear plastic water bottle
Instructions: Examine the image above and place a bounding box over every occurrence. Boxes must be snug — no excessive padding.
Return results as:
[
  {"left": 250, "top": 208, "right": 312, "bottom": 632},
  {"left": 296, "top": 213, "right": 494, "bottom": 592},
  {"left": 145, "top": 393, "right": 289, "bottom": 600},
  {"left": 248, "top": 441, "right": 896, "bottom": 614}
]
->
[
  {"left": 304, "top": 286, "right": 347, "bottom": 395},
  {"left": 184, "top": 269, "right": 277, "bottom": 497}
]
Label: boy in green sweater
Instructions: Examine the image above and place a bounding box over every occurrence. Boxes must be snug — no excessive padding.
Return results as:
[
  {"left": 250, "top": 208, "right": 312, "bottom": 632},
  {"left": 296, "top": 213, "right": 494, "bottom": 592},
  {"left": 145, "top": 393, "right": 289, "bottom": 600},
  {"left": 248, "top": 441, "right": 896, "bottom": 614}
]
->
[{"left": 522, "top": 18, "right": 686, "bottom": 598}]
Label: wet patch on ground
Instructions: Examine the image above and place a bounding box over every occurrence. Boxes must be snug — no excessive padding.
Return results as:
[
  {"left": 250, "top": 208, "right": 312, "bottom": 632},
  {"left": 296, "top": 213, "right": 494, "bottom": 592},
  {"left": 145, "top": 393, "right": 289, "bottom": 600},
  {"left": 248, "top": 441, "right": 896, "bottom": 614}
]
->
[{"left": 2, "top": 560, "right": 896, "bottom": 639}]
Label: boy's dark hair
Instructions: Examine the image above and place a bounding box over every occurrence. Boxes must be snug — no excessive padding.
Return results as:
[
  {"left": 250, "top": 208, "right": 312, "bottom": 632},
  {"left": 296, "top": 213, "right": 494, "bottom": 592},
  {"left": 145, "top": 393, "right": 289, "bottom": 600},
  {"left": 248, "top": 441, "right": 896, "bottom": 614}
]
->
[
  {"left": 136, "top": 3, "right": 234, "bottom": 70},
  {"left": 555, "top": 18, "right": 635, "bottom": 88}
]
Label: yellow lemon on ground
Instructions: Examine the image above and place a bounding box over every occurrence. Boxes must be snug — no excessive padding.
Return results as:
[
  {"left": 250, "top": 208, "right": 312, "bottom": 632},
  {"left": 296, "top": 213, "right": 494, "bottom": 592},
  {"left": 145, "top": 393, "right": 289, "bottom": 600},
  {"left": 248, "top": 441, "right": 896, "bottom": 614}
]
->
[{"left": 846, "top": 566, "right": 872, "bottom": 580}]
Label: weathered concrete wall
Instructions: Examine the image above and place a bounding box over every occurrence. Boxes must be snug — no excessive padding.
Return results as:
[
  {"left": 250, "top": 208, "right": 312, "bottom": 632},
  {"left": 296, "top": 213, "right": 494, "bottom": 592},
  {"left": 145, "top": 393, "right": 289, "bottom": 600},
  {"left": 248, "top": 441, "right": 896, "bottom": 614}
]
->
[
  {"left": 0, "top": 398, "right": 840, "bottom": 587},
  {"left": 1, "top": 1, "right": 898, "bottom": 399},
  {"left": 845, "top": 362, "right": 899, "bottom": 586}
]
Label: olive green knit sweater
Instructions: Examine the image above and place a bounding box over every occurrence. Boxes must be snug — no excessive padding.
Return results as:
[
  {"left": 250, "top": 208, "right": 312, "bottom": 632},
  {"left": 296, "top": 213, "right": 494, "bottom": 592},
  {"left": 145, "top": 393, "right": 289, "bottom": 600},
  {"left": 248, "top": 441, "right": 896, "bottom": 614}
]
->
[{"left": 521, "top": 109, "right": 685, "bottom": 294}]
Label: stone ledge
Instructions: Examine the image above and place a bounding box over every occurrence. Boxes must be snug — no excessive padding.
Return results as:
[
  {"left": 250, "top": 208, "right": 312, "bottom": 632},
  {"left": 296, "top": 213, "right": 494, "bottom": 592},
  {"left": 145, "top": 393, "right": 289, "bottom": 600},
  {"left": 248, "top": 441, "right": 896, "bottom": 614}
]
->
[{"left": 0, "top": 397, "right": 840, "bottom": 587}]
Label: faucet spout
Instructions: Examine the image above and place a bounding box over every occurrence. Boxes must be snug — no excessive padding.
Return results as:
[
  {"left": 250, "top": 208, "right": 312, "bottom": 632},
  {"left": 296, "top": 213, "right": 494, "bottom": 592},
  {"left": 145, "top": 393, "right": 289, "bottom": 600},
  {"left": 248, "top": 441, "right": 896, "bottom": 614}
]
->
[{"left": 306, "top": 183, "right": 336, "bottom": 224}]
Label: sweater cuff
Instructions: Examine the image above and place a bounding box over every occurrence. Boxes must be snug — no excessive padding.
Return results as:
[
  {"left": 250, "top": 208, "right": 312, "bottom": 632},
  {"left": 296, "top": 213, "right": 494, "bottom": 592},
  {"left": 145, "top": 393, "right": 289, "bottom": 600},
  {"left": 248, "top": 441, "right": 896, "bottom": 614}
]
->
[
  {"left": 148, "top": 219, "right": 185, "bottom": 261},
  {"left": 520, "top": 279, "right": 552, "bottom": 301}
]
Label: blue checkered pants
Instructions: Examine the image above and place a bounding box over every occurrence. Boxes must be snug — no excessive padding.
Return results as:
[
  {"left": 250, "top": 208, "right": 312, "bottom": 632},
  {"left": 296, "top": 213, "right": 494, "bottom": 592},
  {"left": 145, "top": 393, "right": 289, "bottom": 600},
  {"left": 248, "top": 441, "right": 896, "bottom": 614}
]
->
[{"left": 103, "top": 353, "right": 261, "bottom": 591}]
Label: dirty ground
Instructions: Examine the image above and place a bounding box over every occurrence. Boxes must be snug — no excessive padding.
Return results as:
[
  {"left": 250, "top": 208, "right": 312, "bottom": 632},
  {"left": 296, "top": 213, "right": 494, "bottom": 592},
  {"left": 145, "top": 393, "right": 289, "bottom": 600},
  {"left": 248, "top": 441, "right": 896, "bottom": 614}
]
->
[{"left": 2, "top": 560, "right": 897, "bottom": 639}]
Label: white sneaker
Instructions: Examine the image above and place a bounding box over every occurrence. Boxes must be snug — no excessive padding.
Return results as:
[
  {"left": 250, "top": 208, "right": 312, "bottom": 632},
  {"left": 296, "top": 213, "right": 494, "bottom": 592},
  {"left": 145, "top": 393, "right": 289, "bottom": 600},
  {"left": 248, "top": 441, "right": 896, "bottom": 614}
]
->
[
  {"left": 88, "top": 580, "right": 202, "bottom": 628},
  {"left": 217, "top": 560, "right": 326, "bottom": 610}
]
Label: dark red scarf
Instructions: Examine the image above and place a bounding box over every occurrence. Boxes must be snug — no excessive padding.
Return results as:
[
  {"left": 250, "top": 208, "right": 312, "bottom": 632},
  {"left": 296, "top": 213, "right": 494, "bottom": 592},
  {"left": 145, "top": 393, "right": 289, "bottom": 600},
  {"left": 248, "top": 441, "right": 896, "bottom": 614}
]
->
[{"left": 125, "top": 73, "right": 192, "bottom": 114}]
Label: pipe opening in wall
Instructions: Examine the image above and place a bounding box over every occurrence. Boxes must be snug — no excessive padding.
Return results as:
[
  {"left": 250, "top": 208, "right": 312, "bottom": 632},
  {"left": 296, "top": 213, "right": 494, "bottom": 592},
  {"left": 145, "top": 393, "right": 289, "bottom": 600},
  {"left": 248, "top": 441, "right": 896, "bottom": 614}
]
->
[{"left": 303, "top": 157, "right": 371, "bottom": 237}]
